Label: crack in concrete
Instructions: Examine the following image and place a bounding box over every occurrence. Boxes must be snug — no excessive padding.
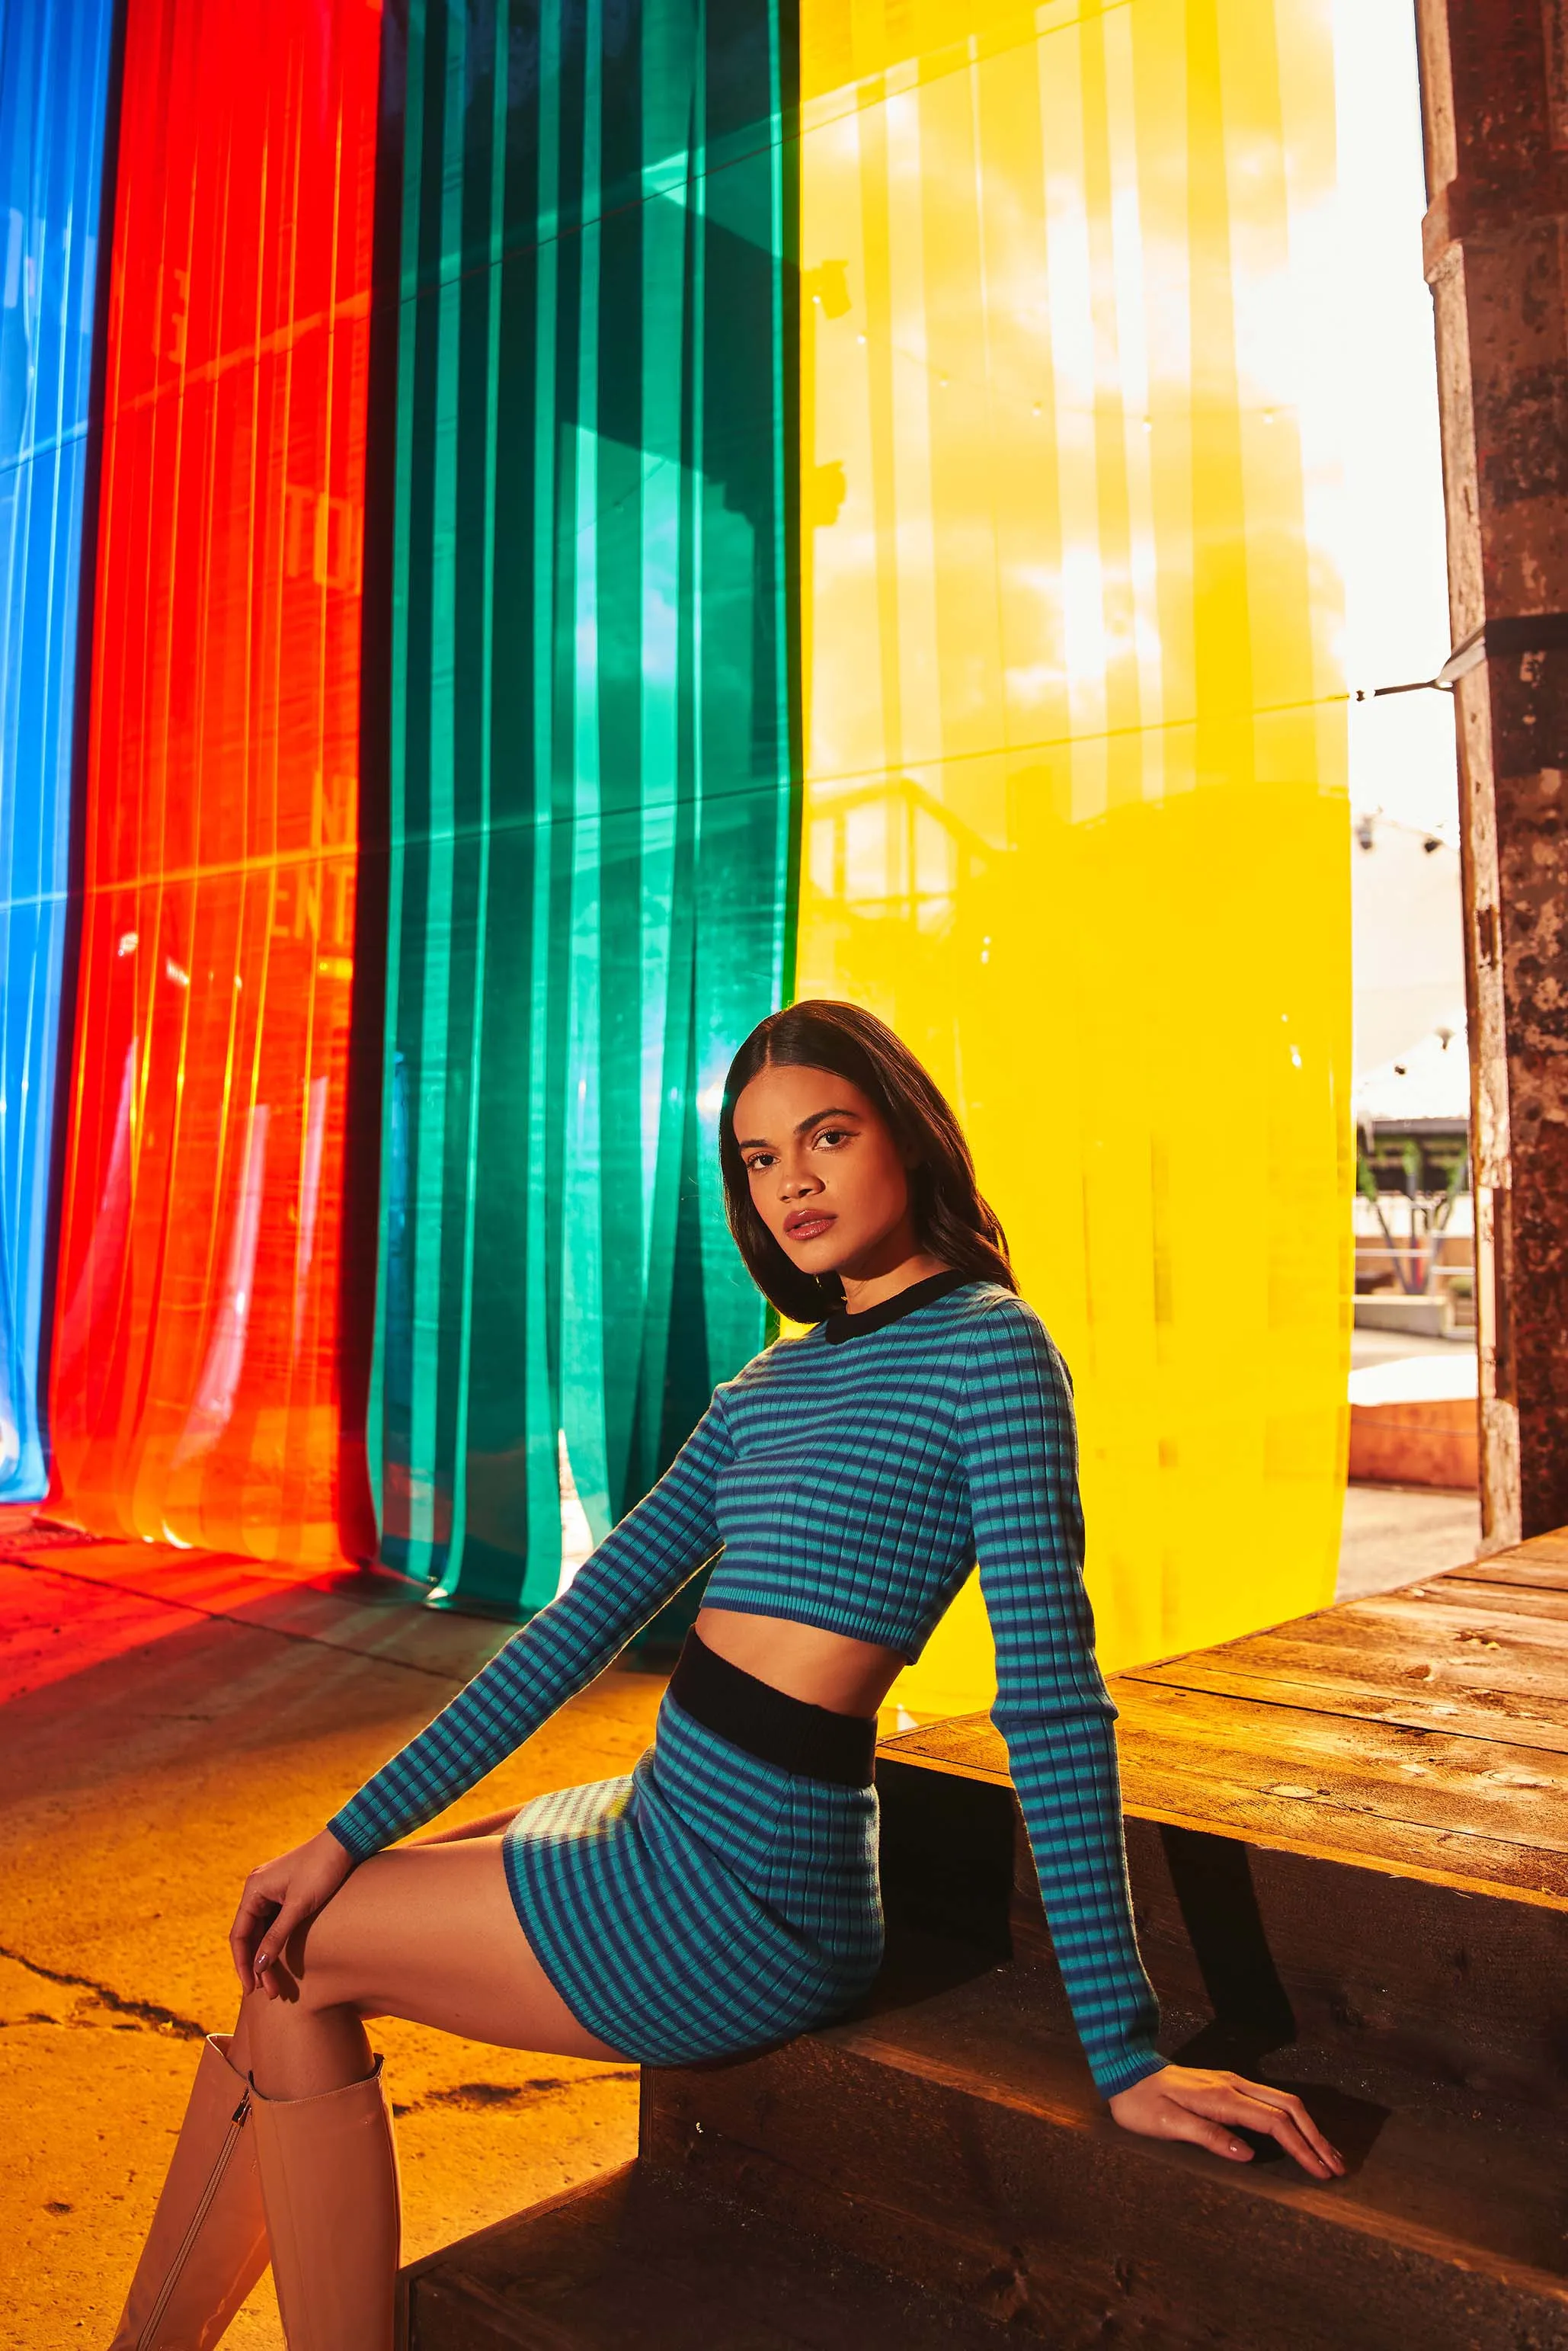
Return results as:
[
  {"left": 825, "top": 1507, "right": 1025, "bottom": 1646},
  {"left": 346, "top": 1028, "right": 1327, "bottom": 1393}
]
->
[
  {"left": 0, "top": 1943, "right": 207, "bottom": 2041},
  {"left": 393, "top": 2069, "right": 638, "bottom": 2117},
  {"left": 0, "top": 1948, "right": 645, "bottom": 2088}
]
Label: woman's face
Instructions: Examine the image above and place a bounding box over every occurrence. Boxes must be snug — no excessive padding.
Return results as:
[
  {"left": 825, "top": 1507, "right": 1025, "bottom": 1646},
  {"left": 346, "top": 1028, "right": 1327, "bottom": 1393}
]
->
[{"left": 732, "top": 1062, "right": 917, "bottom": 1282}]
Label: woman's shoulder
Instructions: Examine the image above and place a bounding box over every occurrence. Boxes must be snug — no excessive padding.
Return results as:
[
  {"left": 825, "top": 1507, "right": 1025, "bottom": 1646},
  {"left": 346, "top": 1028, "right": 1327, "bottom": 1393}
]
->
[
  {"left": 947, "top": 1283, "right": 1070, "bottom": 1382},
  {"left": 714, "top": 1321, "right": 830, "bottom": 1402},
  {"left": 946, "top": 1280, "right": 1049, "bottom": 1338}
]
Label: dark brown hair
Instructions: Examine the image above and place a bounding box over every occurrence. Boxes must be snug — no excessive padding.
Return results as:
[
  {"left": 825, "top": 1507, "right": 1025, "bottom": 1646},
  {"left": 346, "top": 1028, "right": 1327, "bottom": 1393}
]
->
[{"left": 718, "top": 1000, "right": 1016, "bottom": 1323}]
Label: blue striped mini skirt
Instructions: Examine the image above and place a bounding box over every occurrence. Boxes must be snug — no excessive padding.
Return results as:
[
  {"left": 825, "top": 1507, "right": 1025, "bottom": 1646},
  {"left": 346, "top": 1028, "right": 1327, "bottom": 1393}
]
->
[{"left": 501, "top": 1647, "right": 884, "bottom": 2067}]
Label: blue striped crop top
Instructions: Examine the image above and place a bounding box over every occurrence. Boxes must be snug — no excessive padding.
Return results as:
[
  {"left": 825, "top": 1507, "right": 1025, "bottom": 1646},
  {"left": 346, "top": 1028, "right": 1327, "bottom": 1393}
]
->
[{"left": 328, "top": 1276, "right": 1164, "bottom": 2098}]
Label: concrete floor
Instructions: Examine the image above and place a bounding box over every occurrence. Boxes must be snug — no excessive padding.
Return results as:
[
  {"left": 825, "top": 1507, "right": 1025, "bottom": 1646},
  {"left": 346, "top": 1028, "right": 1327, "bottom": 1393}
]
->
[
  {"left": 1349, "top": 1324, "right": 1473, "bottom": 1370},
  {"left": 1340, "top": 1324, "right": 1481, "bottom": 1600},
  {"left": 1336, "top": 1481, "right": 1481, "bottom": 1600},
  {"left": 0, "top": 1463, "right": 1483, "bottom": 2346},
  {"left": 0, "top": 1529, "right": 663, "bottom": 2349}
]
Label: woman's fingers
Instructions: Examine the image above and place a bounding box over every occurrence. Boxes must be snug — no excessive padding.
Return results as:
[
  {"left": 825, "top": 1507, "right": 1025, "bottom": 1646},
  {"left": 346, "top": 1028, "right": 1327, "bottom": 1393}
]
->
[
  {"left": 229, "top": 1836, "right": 354, "bottom": 1995},
  {"left": 1162, "top": 2107, "right": 1256, "bottom": 2163},
  {"left": 1182, "top": 2080, "right": 1343, "bottom": 2178},
  {"left": 1210, "top": 2087, "right": 1333, "bottom": 2177},
  {"left": 229, "top": 1874, "right": 281, "bottom": 1991},
  {"left": 252, "top": 1898, "right": 312, "bottom": 1997},
  {"left": 1228, "top": 2077, "right": 1344, "bottom": 2174}
]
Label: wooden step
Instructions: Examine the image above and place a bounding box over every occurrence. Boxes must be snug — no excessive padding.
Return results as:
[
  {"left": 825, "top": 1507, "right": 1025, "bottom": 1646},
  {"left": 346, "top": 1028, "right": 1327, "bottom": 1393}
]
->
[
  {"left": 399, "top": 2160, "right": 1015, "bottom": 2348},
  {"left": 643, "top": 1960, "right": 1568, "bottom": 2350},
  {"left": 878, "top": 1542, "right": 1568, "bottom": 2111},
  {"left": 878, "top": 1731, "right": 1568, "bottom": 2109},
  {"left": 405, "top": 1536, "right": 1568, "bottom": 2345}
]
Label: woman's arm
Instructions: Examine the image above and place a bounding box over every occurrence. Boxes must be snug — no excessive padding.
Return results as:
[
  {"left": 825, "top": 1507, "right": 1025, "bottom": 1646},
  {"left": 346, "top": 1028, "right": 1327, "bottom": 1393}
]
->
[
  {"left": 955, "top": 1300, "right": 1342, "bottom": 2177},
  {"left": 325, "top": 1395, "right": 734, "bottom": 1863},
  {"left": 953, "top": 1299, "right": 1163, "bottom": 2100}
]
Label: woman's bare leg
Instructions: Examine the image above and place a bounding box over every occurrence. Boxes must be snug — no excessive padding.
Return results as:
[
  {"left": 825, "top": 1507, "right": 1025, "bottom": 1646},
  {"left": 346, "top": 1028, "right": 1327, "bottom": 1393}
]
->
[{"left": 229, "top": 1835, "right": 627, "bottom": 2100}]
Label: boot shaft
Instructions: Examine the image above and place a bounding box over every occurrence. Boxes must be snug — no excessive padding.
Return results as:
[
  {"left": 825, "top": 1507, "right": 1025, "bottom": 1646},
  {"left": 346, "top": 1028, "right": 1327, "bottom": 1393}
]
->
[
  {"left": 108, "top": 2035, "right": 269, "bottom": 2351},
  {"left": 248, "top": 2056, "right": 401, "bottom": 2351}
]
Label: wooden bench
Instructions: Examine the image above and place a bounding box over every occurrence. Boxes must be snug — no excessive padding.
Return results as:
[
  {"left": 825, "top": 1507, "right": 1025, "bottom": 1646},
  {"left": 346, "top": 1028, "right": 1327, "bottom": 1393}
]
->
[{"left": 402, "top": 1529, "right": 1568, "bottom": 2348}]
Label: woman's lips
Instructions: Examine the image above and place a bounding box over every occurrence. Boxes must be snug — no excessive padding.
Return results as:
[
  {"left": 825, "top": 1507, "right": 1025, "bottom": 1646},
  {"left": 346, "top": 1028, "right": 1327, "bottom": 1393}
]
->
[{"left": 784, "top": 1211, "right": 835, "bottom": 1241}]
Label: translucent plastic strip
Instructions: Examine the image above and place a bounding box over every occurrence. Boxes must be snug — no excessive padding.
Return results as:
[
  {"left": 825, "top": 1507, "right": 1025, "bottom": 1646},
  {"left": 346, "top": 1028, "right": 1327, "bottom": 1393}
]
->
[
  {"left": 0, "top": 0, "right": 117, "bottom": 1500},
  {"left": 373, "top": 0, "right": 797, "bottom": 1614},
  {"left": 46, "top": 0, "right": 383, "bottom": 1564},
  {"left": 795, "top": 0, "right": 1352, "bottom": 1706}
]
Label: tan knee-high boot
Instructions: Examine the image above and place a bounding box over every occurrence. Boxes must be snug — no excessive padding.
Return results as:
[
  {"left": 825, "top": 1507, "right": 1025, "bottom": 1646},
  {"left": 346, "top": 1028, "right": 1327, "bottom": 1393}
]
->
[
  {"left": 248, "top": 2058, "right": 400, "bottom": 2351},
  {"left": 107, "top": 2034, "right": 269, "bottom": 2349}
]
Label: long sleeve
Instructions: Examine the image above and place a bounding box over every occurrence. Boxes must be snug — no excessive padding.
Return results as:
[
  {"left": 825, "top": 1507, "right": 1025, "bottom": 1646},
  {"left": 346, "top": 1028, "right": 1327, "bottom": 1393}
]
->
[
  {"left": 954, "top": 1300, "right": 1164, "bottom": 2100},
  {"left": 327, "top": 1395, "right": 734, "bottom": 1861}
]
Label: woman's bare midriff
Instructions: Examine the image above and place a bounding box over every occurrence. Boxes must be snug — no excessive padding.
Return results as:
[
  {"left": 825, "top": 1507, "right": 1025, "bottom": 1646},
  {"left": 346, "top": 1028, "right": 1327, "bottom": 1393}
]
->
[{"left": 693, "top": 1604, "right": 904, "bottom": 1716}]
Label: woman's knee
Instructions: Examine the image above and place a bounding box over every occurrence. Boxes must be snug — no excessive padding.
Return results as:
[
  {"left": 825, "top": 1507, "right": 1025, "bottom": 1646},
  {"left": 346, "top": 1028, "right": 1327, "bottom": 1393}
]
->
[
  {"left": 243, "top": 1892, "right": 368, "bottom": 2021},
  {"left": 241, "top": 1963, "right": 334, "bottom": 2037},
  {"left": 268, "top": 1849, "right": 402, "bottom": 2006},
  {"left": 274, "top": 1911, "right": 363, "bottom": 2014}
]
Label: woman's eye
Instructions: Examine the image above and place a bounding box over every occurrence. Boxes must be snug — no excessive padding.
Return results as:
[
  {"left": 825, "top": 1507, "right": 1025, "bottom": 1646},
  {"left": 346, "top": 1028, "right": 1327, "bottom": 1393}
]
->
[
  {"left": 814, "top": 1127, "right": 851, "bottom": 1149},
  {"left": 745, "top": 1153, "right": 774, "bottom": 1174}
]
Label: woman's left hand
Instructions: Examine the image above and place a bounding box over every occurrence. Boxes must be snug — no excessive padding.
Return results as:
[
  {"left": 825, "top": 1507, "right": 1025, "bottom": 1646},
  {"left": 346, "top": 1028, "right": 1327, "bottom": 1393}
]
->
[
  {"left": 1109, "top": 2063, "right": 1345, "bottom": 2179},
  {"left": 230, "top": 1830, "right": 355, "bottom": 1996}
]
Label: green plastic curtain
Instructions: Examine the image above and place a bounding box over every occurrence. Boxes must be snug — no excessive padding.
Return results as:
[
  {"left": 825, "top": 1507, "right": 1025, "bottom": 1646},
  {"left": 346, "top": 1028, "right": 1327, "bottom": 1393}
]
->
[{"left": 372, "top": 0, "right": 798, "bottom": 1613}]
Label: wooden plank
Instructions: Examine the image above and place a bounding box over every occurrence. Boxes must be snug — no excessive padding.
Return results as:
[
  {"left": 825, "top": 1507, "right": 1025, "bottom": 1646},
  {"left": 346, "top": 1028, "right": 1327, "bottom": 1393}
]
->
[
  {"left": 1124, "top": 1590, "right": 1568, "bottom": 1666},
  {"left": 885, "top": 1560, "right": 1568, "bottom": 1904},
  {"left": 1257, "top": 1591, "right": 1568, "bottom": 1658},
  {"left": 1512, "top": 1531, "right": 1568, "bottom": 1565},
  {"left": 651, "top": 1975, "right": 1568, "bottom": 2348},
  {"left": 1112, "top": 1680, "right": 1568, "bottom": 1854},
  {"left": 1438, "top": 1568, "right": 1568, "bottom": 1610},
  {"left": 1115, "top": 1816, "right": 1568, "bottom": 2102},
  {"left": 403, "top": 2163, "right": 1019, "bottom": 2351},
  {"left": 896, "top": 1645, "right": 1568, "bottom": 1764},
  {"left": 879, "top": 1715, "right": 1006, "bottom": 1781},
  {"left": 893, "top": 1648, "right": 1568, "bottom": 1792},
  {"left": 883, "top": 1741, "right": 1568, "bottom": 2102},
  {"left": 1443, "top": 1556, "right": 1568, "bottom": 1596},
  {"left": 1123, "top": 1657, "right": 1568, "bottom": 1754},
  {"left": 1405, "top": 1580, "right": 1568, "bottom": 1627},
  {"left": 1143, "top": 1614, "right": 1563, "bottom": 1684},
  {"left": 1135, "top": 1622, "right": 1568, "bottom": 1715},
  {"left": 1115, "top": 1751, "right": 1568, "bottom": 1902},
  {"left": 882, "top": 1693, "right": 1568, "bottom": 1900}
]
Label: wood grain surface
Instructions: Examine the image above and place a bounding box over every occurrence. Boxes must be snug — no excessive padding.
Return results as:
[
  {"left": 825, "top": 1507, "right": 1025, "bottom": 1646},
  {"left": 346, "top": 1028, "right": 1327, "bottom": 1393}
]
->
[{"left": 880, "top": 1538, "right": 1568, "bottom": 1907}]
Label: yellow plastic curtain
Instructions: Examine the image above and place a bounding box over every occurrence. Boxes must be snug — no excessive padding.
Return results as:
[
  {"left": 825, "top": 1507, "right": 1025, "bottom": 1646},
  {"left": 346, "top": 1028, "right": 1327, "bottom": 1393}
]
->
[{"left": 795, "top": 0, "right": 1352, "bottom": 1709}]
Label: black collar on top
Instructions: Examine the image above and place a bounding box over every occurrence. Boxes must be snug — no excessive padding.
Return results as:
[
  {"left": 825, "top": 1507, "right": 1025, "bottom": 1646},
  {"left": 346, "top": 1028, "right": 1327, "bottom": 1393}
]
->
[{"left": 822, "top": 1267, "right": 974, "bottom": 1345}]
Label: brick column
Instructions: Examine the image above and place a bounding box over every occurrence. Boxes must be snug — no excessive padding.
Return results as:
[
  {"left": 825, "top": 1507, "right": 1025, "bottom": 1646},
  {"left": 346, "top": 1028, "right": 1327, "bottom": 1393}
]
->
[{"left": 1416, "top": 0, "right": 1568, "bottom": 1543}]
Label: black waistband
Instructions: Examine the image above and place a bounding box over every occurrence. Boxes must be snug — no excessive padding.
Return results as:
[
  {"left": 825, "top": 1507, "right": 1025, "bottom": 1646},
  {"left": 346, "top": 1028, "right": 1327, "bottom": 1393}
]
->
[{"left": 669, "top": 1626, "right": 877, "bottom": 1789}]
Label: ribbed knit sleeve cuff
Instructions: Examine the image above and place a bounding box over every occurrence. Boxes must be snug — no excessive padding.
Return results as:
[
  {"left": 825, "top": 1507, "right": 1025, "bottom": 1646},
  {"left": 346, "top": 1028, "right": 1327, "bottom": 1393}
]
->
[
  {"left": 325, "top": 1807, "right": 381, "bottom": 1864},
  {"left": 1090, "top": 2044, "right": 1168, "bottom": 2100}
]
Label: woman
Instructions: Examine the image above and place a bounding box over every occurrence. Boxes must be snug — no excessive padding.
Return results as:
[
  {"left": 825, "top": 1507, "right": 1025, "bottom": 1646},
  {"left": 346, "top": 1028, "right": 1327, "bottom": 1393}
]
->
[{"left": 110, "top": 1000, "right": 1342, "bottom": 2349}]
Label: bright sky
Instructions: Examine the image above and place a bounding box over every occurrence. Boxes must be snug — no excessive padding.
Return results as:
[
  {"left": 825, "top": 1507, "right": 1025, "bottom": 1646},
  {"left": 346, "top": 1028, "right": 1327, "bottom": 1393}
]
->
[{"left": 1333, "top": 0, "right": 1459, "bottom": 842}]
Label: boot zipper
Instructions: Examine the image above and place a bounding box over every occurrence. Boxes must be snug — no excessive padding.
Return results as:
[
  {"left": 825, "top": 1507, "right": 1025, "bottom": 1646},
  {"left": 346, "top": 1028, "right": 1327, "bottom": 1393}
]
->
[{"left": 137, "top": 2089, "right": 253, "bottom": 2349}]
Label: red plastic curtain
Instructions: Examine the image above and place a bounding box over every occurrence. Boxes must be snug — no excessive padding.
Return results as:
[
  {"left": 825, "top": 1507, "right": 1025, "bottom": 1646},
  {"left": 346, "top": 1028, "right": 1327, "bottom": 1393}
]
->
[{"left": 47, "top": 0, "right": 382, "bottom": 1564}]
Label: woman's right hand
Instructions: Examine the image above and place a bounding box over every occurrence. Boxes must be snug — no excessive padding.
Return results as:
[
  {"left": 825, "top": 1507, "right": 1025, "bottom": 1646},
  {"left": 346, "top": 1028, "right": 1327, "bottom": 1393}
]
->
[
  {"left": 229, "top": 1829, "right": 356, "bottom": 1996},
  {"left": 1109, "top": 2063, "right": 1344, "bottom": 2178}
]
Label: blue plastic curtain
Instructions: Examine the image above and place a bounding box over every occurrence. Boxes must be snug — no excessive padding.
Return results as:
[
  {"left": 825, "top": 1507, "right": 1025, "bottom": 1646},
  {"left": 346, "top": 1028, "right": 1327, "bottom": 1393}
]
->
[{"left": 0, "top": 0, "right": 117, "bottom": 1498}]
